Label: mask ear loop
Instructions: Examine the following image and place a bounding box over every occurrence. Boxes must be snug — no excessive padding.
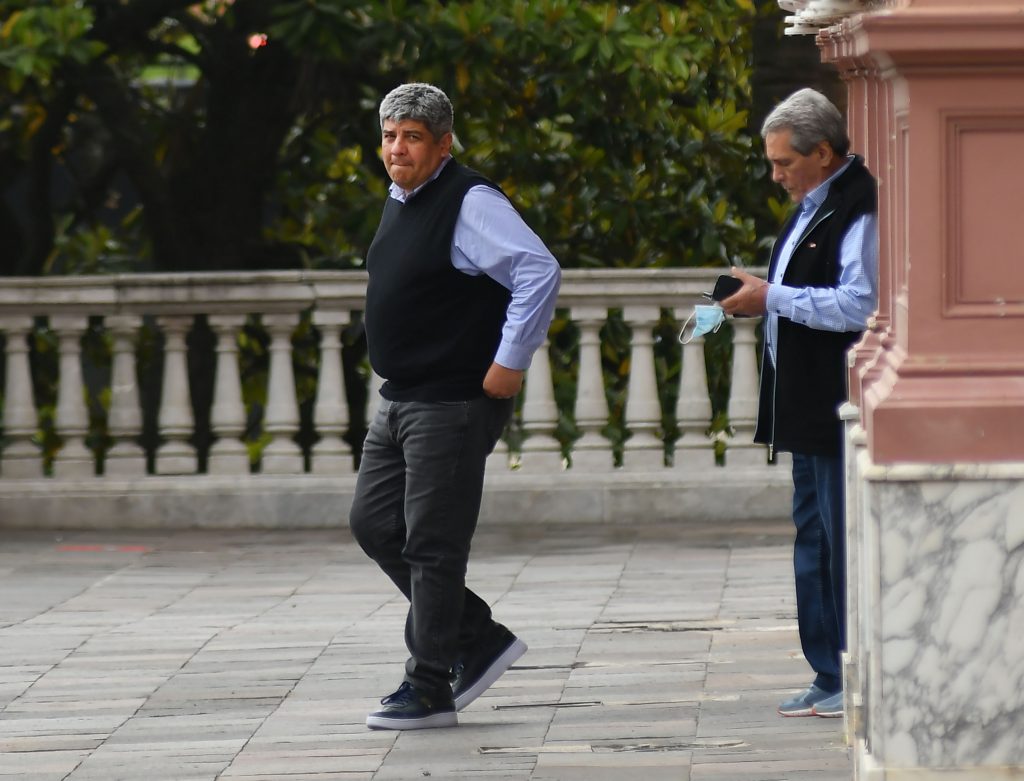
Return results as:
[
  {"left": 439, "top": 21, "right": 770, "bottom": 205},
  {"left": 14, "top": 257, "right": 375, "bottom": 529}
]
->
[
  {"left": 678, "top": 310, "right": 697, "bottom": 345},
  {"left": 678, "top": 306, "right": 726, "bottom": 345}
]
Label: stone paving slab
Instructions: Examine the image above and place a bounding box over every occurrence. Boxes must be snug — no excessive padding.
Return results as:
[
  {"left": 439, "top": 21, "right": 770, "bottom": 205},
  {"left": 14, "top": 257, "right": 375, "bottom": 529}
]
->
[{"left": 0, "top": 520, "right": 851, "bottom": 780}]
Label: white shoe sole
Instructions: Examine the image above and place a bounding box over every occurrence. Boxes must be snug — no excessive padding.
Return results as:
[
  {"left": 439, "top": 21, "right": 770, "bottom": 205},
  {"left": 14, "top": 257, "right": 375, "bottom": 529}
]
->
[
  {"left": 813, "top": 708, "right": 844, "bottom": 718},
  {"left": 778, "top": 706, "right": 817, "bottom": 717},
  {"left": 366, "top": 710, "right": 458, "bottom": 730},
  {"left": 454, "top": 637, "right": 528, "bottom": 711}
]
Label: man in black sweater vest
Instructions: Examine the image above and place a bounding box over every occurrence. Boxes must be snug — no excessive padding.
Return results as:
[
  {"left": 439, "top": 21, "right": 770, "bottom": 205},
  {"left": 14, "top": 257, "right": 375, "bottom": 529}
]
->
[
  {"left": 350, "top": 83, "right": 561, "bottom": 730},
  {"left": 722, "top": 89, "right": 878, "bottom": 720}
]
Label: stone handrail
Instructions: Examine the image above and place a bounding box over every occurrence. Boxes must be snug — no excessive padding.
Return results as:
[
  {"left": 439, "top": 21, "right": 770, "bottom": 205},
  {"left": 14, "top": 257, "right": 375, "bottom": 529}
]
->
[{"left": 0, "top": 269, "right": 786, "bottom": 527}]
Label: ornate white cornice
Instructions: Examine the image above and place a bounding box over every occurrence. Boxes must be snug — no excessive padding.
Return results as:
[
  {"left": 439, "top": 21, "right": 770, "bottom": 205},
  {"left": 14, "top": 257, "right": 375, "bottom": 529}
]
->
[{"left": 779, "top": 0, "right": 878, "bottom": 35}]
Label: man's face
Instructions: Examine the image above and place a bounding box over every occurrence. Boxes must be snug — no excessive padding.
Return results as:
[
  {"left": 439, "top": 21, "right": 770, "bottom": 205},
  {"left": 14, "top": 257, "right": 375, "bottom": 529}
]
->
[
  {"left": 764, "top": 129, "right": 834, "bottom": 203},
  {"left": 381, "top": 118, "right": 452, "bottom": 192}
]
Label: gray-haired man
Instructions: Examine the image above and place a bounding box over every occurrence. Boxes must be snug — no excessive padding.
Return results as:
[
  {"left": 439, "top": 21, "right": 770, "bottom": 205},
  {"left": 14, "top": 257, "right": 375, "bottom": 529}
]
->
[
  {"left": 722, "top": 88, "right": 878, "bottom": 719},
  {"left": 349, "top": 83, "right": 561, "bottom": 730}
]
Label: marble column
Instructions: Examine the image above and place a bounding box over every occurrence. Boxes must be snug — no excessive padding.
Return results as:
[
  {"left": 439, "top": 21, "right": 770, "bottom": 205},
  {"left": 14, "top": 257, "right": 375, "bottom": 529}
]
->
[
  {"left": 859, "top": 464, "right": 1024, "bottom": 779},
  {"left": 818, "top": 2, "right": 1024, "bottom": 778}
]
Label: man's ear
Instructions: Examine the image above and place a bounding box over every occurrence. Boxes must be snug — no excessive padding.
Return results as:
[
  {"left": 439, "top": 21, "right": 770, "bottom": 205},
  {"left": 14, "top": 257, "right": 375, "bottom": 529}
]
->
[
  {"left": 816, "top": 141, "right": 835, "bottom": 167},
  {"left": 440, "top": 132, "right": 454, "bottom": 155}
]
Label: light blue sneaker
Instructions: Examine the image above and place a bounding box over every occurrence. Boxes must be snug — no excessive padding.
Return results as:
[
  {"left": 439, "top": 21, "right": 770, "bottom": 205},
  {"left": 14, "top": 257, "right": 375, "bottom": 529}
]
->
[
  {"left": 778, "top": 684, "right": 834, "bottom": 717},
  {"left": 812, "top": 690, "right": 844, "bottom": 718}
]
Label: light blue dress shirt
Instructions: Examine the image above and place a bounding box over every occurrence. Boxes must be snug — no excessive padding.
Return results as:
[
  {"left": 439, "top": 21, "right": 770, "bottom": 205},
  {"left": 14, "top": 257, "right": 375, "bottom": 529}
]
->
[
  {"left": 388, "top": 157, "right": 562, "bottom": 371},
  {"left": 764, "top": 156, "right": 878, "bottom": 367}
]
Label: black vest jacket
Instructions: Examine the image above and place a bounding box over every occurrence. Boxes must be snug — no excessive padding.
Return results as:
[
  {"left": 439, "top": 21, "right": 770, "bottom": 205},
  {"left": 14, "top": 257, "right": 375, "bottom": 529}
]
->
[
  {"left": 364, "top": 160, "right": 512, "bottom": 402},
  {"left": 753, "top": 156, "right": 877, "bottom": 457}
]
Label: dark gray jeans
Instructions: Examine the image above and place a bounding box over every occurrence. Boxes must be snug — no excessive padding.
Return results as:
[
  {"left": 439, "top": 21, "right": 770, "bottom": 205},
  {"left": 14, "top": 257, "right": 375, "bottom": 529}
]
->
[{"left": 349, "top": 395, "right": 513, "bottom": 697}]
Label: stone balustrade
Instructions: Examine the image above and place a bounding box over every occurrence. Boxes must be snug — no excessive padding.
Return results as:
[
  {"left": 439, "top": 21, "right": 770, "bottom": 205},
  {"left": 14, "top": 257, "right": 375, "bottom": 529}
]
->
[{"left": 0, "top": 269, "right": 790, "bottom": 528}]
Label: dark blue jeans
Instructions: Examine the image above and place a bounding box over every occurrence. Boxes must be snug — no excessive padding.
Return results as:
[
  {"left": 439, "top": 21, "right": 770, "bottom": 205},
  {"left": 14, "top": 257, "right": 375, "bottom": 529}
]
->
[
  {"left": 349, "top": 396, "right": 513, "bottom": 698},
  {"left": 790, "top": 452, "right": 845, "bottom": 694}
]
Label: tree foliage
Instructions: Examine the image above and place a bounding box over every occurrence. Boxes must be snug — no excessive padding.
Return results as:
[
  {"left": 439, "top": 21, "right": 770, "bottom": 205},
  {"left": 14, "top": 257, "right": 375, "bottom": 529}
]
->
[{"left": 1, "top": 0, "right": 775, "bottom": 276}]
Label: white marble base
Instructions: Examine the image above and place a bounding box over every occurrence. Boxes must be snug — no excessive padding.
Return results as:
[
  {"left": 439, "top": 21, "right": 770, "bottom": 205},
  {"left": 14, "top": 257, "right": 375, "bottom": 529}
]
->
[
  {"left": 849, "top": 454, "right": 1024, "bottom": 778},
  {"left": 858, "top": 739, "right": 1024, "bottom": 780}
]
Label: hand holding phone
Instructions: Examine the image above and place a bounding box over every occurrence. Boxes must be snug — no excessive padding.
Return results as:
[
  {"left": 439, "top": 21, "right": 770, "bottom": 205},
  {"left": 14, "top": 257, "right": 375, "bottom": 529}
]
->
[{"left": 714, "top": 267, "right": 771, "bottom": 318}]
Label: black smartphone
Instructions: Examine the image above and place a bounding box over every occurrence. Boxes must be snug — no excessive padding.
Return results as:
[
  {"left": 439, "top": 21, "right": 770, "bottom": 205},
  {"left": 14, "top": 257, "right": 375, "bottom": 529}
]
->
[{"left": 702, "top": 274, "right": 743, "bottom": 301}]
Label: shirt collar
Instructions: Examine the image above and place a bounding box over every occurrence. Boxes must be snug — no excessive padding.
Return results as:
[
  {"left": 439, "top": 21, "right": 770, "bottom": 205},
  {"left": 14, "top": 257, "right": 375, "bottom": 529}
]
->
[
  {"left": 388, "top": 155, "right": 453, "bottom": 203},
  {"left": 800, "top": 154, "right": 854, "bottom": 214}
]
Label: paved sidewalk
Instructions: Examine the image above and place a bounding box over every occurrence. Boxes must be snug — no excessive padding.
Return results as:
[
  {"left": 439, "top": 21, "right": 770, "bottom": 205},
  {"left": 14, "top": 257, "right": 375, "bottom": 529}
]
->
[{"left": 0, "top": 520, "right": 851, "bottom": 780}]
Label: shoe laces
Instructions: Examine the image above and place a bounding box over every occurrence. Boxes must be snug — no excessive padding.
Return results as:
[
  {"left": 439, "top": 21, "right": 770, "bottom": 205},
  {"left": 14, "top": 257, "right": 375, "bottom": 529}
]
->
[{"left": 381, "top": 681, "right": 416, "bottom": 705}]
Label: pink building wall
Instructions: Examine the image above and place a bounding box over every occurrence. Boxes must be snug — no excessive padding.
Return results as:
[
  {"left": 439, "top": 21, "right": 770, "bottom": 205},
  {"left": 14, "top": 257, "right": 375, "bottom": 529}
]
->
[
  {"left": 817, "top": 3, "right": 1024, "bottom": 777},
  {"left": 821, "top": 1, "right": 1024, "bottom": 465}
]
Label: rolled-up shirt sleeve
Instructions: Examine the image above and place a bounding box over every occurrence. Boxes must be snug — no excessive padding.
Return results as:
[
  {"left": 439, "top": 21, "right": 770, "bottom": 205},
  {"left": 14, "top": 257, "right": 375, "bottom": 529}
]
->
[{"left": 451, "top": 185, "right": 562, "bottom": 370}]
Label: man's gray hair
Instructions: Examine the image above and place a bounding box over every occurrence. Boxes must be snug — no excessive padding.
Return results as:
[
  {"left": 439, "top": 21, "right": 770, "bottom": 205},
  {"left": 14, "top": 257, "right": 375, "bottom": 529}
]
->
[
  {"left": 761, "top": 88, "right": 849, "bottom": 157},
  {"left": 379, "top": 83, "right": 454, "bottom": 140}
]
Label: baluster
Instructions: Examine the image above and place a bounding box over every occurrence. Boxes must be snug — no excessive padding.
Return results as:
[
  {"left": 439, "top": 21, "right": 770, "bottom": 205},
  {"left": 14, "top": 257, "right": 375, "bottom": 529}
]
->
[
  {"left": 622, "top": 305, "right": 664, "bottom": 470},
  {"left": 0, "top": 317, "right": 41, "bottom": 478},
  {"left": 155, "top": 316, "right": 197, "bottom": 474},
  {"left": 103, "top": 315, "right": 146, "bottom": 476},
  {"left": 673, "top": 310, "right": 715, "bottom": 469},
  {"left": 312, "top": 309, "right": 353, "bottom": 474},
  {"left": 725, "top": 317, "right": 766, "bottom": 466},
  {"left": 207, "top": 315, "right": 250, "bottom": 475},
  {"left": 486, "top": 371, "right": 512, "bottom": 471},
  {"left": 570, "top": 306, "right": 612, "bottom": 470},
  {"left": 366, "top": 367, "right": 384, "bottom": 423},
  {"left": 260, "top": 313, "right": 303, "bottom": 474},
  {"left": 50, "top": 315, "right": 95, "bottom": 478},
  {"left": 486, "top": 429, "right": 511, "bottom": 472},
  {"left": 517, "top": 338, "right": 562, "bottom": 472}
]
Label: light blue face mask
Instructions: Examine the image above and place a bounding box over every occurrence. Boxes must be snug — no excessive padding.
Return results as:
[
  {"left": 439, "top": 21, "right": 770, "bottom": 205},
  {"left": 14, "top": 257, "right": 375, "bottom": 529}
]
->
[{"left": 679, "top": 304, "right": 725, "bottom": 344}]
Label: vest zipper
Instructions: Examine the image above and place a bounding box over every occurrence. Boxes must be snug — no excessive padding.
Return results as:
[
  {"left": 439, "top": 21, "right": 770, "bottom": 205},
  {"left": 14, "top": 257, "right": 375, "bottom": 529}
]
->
[{"left": 792, "top": 208, "right": 836, "bottom": 248}]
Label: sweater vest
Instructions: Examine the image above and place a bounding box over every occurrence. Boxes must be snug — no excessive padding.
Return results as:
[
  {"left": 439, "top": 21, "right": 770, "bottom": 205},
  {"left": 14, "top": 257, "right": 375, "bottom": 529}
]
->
[
  {"left": 364, "top": 160, "right": 512, "bottom": 402},
  {"left": 753, "top": 156, "right": 878, "bottom": 457}
]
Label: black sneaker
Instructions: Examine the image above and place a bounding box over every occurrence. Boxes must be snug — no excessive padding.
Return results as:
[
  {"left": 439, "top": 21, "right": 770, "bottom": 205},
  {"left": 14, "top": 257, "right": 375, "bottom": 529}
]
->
[
  {"left": 451, "top": 631, "right": 527, "bottom": 711},
  {"left": 365, "top": 682, "right": 457, "bottom": 730}
]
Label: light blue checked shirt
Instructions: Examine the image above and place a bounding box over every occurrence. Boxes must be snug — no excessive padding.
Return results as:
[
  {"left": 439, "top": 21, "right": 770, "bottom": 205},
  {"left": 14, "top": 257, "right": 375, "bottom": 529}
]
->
[
  {"left": 764, "top": 156, "right": 878, "bottom": 367},
  {"left": 389, "top": 157, "right": 561, "bottom": 371}
]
